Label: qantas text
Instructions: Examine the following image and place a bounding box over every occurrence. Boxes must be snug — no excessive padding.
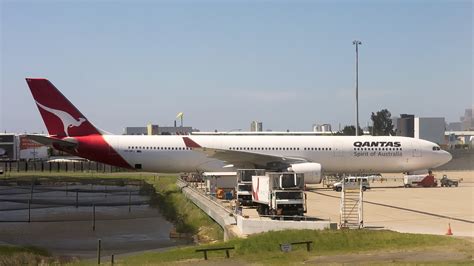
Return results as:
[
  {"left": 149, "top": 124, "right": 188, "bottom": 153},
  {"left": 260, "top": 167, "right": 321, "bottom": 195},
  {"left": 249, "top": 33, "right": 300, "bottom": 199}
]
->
[{"left": 353, "top": 141, "right": 402, "bottom": 148}]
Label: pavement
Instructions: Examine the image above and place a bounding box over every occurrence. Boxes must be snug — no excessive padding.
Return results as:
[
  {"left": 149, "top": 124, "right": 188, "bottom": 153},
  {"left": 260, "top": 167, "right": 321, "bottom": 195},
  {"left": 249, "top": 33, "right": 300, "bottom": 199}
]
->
[{"left": 305, "top": 170, "right": 474, "bottom": 237}]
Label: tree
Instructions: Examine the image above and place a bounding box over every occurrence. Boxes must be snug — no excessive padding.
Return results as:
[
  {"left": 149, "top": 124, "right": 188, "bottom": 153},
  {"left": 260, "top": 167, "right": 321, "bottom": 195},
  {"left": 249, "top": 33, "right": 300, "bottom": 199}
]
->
[
  {"left": 335, "top": 125, "right": 364, "bottom": 136},
  {"left": 370, "top": 109, "right": 395, "bottom": 136}
]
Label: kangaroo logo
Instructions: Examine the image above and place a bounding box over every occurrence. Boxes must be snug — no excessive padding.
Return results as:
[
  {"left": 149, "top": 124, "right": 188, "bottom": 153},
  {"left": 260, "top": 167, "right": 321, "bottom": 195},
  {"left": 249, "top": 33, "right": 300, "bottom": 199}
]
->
[
  {"left": 35, "top": 101, "right": 86, "bottom": 137},
  {"left": 252, "top": 177, "right": 259, "bottom": 201}
]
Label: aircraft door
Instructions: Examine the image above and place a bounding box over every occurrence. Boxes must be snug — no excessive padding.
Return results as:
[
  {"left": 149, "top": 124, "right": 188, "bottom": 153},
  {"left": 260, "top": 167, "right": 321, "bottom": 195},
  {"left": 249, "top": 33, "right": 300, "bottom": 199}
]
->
[{"left": 412, "top": 146, "right": 422, "bottom": 157}]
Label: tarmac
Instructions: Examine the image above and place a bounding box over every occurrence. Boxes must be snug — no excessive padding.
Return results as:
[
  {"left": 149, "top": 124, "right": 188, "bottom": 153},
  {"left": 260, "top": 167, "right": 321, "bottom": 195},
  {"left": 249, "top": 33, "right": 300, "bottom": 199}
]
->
[
  {"left": 305, "top": 170, "right": 474, "bottom": 237},
  {"left": 197, "top": 170, "right": 473, "bottom": 237}
]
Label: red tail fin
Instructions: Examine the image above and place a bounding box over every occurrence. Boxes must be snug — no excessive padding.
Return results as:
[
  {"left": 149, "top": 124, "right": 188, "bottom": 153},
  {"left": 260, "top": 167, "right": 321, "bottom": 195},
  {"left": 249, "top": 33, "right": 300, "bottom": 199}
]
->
[{"left": 26, "top": 78, "right": 101, "bottom": 137}]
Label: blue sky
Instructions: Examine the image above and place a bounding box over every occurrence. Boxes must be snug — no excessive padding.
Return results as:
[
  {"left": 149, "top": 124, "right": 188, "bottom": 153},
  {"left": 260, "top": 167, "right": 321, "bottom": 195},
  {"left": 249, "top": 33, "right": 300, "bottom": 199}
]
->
[{"left": 1, "top": 0, "right": 472, "bottom": 134}]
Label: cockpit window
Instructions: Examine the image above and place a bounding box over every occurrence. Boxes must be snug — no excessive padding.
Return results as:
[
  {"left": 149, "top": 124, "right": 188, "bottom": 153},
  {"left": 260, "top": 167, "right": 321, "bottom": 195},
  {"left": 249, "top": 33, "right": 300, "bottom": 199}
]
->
[{"left": 432, "top": 146, "right": 441, "bottom": 151}]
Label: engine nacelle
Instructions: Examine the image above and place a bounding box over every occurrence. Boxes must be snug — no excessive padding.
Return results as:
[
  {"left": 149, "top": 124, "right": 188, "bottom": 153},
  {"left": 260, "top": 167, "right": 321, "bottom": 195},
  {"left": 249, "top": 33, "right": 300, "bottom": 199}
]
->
[{"left": 288, "top": 162, "right": 323, "bottom": 184}]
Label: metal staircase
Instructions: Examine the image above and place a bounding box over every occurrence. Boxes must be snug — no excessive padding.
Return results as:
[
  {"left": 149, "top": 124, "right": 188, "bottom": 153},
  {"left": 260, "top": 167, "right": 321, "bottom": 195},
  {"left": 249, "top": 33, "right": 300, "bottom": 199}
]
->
[{"left": 339, "top": 178, "right": 364, "bottom": 229}]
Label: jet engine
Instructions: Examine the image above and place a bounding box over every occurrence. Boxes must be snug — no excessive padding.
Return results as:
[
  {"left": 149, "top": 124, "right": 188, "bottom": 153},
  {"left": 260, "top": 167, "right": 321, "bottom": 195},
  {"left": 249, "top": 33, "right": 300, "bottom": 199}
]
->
[{"left": 288, "top": 162, "right": 323, "bottom": 184}]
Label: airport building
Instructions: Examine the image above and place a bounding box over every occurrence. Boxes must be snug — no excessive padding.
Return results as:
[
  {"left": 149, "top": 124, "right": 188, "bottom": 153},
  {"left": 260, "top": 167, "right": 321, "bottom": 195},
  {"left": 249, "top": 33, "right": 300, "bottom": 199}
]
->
[
  {"left": 395, "top": 114, "right": 415, "bottom": 137},
  {"left": 414, "top": 117, "right": 446, "bottom": 144},
  {"left": 460, "top": 108, "right": 474, "bottom": 131},
  {"left": 394, "top": 115, "right": 446, "bottom": 144},
  {"left": 0, "top": 133, "right": 48, "bottom": 161},
  {"left": 0, "top": 134, "right": 16, "bottom": 161},
  {"left": 123, "top": 124, "right": 198, "bottom": 135},
  {"left": 312, "top": 123, "right": 332, "bottom": 133},
  {"left": 250, "top": 121, "right": 263, "bottom": 132}
]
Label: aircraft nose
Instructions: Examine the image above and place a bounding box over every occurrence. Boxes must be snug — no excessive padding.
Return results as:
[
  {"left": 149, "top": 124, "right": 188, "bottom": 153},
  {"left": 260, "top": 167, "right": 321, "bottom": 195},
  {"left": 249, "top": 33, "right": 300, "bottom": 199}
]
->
[
  {"left": 443, "top": 150, "right": 453, "bottom": 164},
  {"left": 436, "top": 150, "right": 452, "bottom": 166}
]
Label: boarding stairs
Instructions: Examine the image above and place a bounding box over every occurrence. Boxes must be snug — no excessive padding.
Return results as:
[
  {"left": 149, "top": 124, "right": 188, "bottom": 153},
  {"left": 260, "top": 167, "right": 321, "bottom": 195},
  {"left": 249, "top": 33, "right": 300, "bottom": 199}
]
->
[{"left": 339, "top": 180, "right": 363, "bottom": 229}]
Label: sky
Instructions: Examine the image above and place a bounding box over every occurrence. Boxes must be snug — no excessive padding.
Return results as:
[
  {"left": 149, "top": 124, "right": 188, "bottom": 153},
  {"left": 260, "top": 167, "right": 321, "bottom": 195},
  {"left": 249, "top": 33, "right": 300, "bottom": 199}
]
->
[{"left": 1, "top": 0, "right": 472, "bottom": 134}]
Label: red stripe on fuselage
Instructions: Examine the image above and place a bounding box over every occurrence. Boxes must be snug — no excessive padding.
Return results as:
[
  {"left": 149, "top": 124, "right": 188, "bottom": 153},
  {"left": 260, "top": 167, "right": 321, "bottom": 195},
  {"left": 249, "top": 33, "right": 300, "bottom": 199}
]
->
[{"left": 55, "top": 135, "right": 132, "bottom": 169}]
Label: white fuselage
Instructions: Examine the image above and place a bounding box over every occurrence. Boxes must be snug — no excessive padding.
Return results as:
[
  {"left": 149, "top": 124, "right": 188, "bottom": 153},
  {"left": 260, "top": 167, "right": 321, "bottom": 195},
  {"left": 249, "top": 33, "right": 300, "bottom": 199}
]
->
[{"left": 102, "top": 135, "right": 452, "bottom": 174}]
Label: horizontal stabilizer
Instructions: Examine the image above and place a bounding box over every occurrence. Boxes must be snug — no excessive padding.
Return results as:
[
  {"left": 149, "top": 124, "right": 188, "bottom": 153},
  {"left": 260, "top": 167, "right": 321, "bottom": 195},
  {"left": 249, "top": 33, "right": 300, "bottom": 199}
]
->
[{"left": 23, "top": 134, "right": 78, "bottom": 149}]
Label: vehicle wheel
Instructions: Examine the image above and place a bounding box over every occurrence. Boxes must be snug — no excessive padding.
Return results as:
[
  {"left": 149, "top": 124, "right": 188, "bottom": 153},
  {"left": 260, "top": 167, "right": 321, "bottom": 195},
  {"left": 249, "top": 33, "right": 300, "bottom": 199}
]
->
[
  {"left": 362, "top": 186, "right": 367, "bottom": 191},
  {"left": 455, "top": 183, "right": 458, "bottom": 187},
  {"left": 336, "top": 187, "right": 342, "bottom": 192},
  {"left": 263, "top": 206, "right": 269, "bottom": 216}
]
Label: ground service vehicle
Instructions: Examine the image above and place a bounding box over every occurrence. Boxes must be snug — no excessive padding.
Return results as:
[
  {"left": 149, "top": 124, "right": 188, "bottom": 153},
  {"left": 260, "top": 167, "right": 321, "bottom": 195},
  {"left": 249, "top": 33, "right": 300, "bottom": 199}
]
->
[
  {"left": 333, "top": 177, "right": 370, "bottom": 192},
  {"left": 404, "top": 174, "right": 437, "bottom": 187},
  {"left": 252, "top": 172, "right": 306, "bottom": 217},
  {"left": 236, "top": 169, "right": 265, "bottom": 206},
  {"left": 440, "top": 175, "right": 459, "bottom": 187}
]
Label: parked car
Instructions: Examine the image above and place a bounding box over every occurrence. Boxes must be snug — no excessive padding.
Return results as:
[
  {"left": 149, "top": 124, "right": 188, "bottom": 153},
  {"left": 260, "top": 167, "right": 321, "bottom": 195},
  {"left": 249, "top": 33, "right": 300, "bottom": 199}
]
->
[{"left": 333, "top": 177, "right": 370, "bottom": 192}]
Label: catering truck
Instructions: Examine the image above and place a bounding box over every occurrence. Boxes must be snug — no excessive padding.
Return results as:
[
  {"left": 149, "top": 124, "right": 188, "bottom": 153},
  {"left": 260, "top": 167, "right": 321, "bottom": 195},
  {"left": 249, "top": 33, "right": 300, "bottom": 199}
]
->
[
  {"left": 236, "top": 169, "right": 265, "bottom": 206},
  {"left": 252, "top": 172, "right": 306, "bottom": 217},
  {"left": 404, "top": 173, "right": 437, "bottom": 187}
]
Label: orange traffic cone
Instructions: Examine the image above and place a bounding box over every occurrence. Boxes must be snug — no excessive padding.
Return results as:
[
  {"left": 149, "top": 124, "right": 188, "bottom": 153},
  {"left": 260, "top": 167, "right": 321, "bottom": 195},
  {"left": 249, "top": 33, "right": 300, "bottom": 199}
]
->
[{"left": 445, "top": 223, "right": 453, "bottom": 235}]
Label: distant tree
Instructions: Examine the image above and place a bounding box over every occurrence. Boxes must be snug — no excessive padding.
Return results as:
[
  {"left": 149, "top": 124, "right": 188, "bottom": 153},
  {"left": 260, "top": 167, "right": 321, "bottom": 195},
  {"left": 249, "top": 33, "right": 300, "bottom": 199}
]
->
[
  {"left": 370, "top": 109, "right": 395, "bottom": 136},
  {"left": 335, "top": 125, "right": 364, "bottom": 136}
]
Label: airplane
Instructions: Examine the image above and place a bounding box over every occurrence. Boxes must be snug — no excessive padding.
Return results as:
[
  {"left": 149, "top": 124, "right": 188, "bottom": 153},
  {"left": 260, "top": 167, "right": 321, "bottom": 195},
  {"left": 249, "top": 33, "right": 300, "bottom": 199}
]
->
[{"left": 24, "top": 78, "right": 452, "bottom": 184}]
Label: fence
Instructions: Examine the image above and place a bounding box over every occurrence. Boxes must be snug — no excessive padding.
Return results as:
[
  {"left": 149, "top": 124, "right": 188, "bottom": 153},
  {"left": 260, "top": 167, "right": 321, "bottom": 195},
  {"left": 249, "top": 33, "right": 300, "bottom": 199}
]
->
[
  {"left": 0, "top": 160, "right": 127, "bottom": 173},
  {"left": 0, "top": 177, "right": 152, "bottom": 223}
]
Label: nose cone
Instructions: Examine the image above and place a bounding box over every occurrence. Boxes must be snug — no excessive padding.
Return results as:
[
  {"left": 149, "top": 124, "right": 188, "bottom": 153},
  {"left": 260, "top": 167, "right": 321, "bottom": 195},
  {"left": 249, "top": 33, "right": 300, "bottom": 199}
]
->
[
  {"left": 435, "top": 150, "right": 452, "bottom": 167},
  {"left": 443, "top": 150, "right": 453, "bottom": 164}
]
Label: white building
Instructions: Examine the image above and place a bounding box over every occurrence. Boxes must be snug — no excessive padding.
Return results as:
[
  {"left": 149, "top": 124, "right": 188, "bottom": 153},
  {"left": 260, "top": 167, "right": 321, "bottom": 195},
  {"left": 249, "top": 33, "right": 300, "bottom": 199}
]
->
[
  {"left": 250, "top": 121, "right": 263, "bottom": 132},
  {"left": 312, "top": 124, "right": 332, "bottom": 133}
]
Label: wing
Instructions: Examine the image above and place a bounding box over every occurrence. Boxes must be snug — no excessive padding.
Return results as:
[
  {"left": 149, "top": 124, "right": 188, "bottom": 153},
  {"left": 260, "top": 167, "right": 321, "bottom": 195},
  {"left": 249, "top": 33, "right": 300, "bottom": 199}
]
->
[{"left": 182, "top": 137, "right": 307, "bottom": 169}]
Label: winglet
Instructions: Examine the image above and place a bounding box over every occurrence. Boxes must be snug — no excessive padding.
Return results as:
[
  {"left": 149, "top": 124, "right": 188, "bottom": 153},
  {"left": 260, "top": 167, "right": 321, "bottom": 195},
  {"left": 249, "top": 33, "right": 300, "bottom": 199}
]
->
[{"left": 182, "top": 137, "right": 201, "bottom": 148}]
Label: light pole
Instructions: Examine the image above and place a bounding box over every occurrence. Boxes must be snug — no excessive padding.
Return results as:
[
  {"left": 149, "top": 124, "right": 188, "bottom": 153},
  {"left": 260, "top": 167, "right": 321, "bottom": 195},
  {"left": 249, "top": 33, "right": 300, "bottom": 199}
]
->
[{"left": 353, "top": 40, "right": 362, "bottom": 136}]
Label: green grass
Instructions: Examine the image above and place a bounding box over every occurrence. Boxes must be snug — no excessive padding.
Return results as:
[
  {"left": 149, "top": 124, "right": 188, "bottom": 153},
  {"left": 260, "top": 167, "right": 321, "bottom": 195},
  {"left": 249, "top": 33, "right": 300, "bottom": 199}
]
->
[
  {"left": 144, "top": 175, "right": 224, "bottom": 241},
  {"left": 120, "top": 229, "right": 470, "bottom": 265},
  {"left": 0, "top": 245, "right": 50, "bottom": 257}
]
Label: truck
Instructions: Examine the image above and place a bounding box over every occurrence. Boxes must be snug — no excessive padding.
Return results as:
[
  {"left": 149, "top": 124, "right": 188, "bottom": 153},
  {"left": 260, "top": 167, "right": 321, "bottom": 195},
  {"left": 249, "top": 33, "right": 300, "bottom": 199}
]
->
[
  {"left": 236, "top": 169, "right": 265, "bottom": 206},
  {"left": 333, "top": 176, "right": 370, "bottom": 192},
  {"left": 252, "top": 172, "right": 306, "bottom": 217},
  {"left": 440, "top": 175, "right": 459, "bottom": 187},
  {"left": 202, "top": 172, "right": 237, "bottom": 196},
  {"left": 404, "top": 174, "right": 437, "bottom": 187}
]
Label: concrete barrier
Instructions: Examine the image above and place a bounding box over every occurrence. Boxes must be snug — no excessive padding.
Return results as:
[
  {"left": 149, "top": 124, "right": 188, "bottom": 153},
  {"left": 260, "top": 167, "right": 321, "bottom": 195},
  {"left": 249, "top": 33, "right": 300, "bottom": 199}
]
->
[
  {"left": 181, "top": 186, "right": 236, "bottom": 226},
  {"left": 236, "top": 215, "right": 332, "bottom": 235}
]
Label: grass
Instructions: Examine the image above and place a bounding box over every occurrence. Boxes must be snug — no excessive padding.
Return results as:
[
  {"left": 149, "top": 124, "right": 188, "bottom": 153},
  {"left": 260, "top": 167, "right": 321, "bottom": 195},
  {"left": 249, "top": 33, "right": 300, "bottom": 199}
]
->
[
  {"left": 144, "top": 175, "right": 224, "bottom": 241},
  {"left": 0, "top": 245, "right": 50, "bottom": 257},
  {"left": 120, "top": 229, "right": 471, "bottom": 265},
  {"left": 0, "top": 245, "right": 55, "bottom": 265}
]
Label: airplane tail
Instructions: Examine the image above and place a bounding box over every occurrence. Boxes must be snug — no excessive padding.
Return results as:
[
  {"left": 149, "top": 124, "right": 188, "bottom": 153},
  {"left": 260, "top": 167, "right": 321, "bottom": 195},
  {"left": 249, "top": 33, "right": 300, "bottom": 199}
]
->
[{"left": 25, "top": 78, "right": 101, "bottom": 138}]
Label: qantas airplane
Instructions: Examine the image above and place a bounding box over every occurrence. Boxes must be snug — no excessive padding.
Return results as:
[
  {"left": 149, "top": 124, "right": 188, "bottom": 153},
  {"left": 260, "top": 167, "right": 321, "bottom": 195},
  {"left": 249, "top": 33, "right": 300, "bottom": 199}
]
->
[{"left": 24, "top": 78, "right": 452, "bottom": 183}]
